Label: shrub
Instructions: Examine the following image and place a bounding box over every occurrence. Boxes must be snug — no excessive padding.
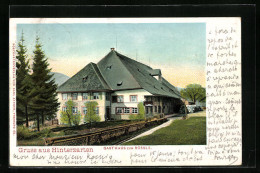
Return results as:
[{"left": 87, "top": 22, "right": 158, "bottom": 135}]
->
[
  {"left": 72, "top": 113, "right": 82, "bottom": 126},
  {"left": 17, "top": 125, "right": 58, "bottom": 140},
  {"left": 64, "top": 130, "right": 77, "bottom": 135},
  {"left": 153, "top": 114, "right": 160, "bottom": 119},
  {"left": 57, "top": 131, "right": 65, "bottom": 136},
  {"left": 17, "top": 125, "right": 38, "bottom": 140},
  {"left": 60, "top": 99, "right": 82, "bottom": 126},
  {"left": 145, "top": 117, "right": 152, "bottom": 122},
  {"left": 84, "top": 101, "right": 101, "bottom": 126},
  {"left": 39, "top": 128, "right": 52, "bottom": 138},
  {"left": 17, "top": 125, "right": 31, "bottom": 140},
  {"left": 129, "top": 114, "right": 136, "bottom": 120},
  {"left": 137, "top": 113, "right": 145, "bottom": 120},
  {"left": 137, "top": 102, "right": 146, "bottom": 120}
]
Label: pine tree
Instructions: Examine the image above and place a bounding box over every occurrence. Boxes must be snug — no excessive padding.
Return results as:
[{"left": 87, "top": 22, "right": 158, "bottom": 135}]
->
[
  {"left": 30, "top": 36, "right": 60, "bottom": 131},
  {"left": 16, "top": 32, "right": 32, "bottom": 127}
]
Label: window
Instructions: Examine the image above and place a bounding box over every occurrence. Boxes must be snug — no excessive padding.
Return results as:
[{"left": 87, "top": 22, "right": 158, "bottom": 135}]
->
[
  {"left": 96, "top": 107, "right": 99, "bottom": 115},
  {"left": 158, "top": 106, "right": 161, "bottom": 113},
  {"left": 106, "top": 65, "right": 112, "bottom": 70},
  {"left": 72, "top": 107, "right": 78, "bottom": 114},
  {"left": 117, "top": 81, "right": 123, "bottom": 86},
  {"left": 72, "top": 93, "right": 78, "bottom": 100},
  {"left": 130, "top": 95, "right": 137, "bottom": 102},
  {"left": 112, "top": 96, "right": 117, "bottom": 103},
  {"left": 154, "top": 106, "right": 157, "bottom": 112},
  {"left": 116, "top": 108, "right": 123, "bottom": 114},
  {"left": 124, "top": 108, "right": 130, "bottom": 114},
  {"left": 117, "top": 96, "right": 124, "bottom": 102},
  {"left": 146, "top": 107, "right": 149, "bottom": 114},
  {"left": 62, "top": 93, "right": 67, "bottom": 100},
  {"left": 132, "top": 108, "right": 138, "bottom": 114},
  {"left": 93, "top": 92, "right": 99, "bottom": 100},
  {"left": 82, "top": 107, "right": 87, "bottom": 115},
  {"left": 82, "top": 76, "right": 88, "bottom": 82},
  {"left": 82, "top": 93, "right": 88, "bottom": 100},
  {"left": 62, "top": 107, "right": 67, "bottom": 112}
]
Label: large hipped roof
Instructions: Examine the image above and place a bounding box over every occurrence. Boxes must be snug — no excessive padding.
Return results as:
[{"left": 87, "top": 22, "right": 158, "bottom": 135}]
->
[{"left": 57, "top": 50, "right": 181, "bottom": 99}]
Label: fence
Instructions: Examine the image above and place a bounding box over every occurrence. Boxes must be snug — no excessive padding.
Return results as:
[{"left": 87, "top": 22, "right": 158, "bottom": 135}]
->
[{"left": 44, "top": 118, "right": 167, "bottom": 146}]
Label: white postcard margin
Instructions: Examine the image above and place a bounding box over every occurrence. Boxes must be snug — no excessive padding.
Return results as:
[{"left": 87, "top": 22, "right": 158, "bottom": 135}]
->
[{"left": 9, "top": 18, "right": 241, "bottom": 166}]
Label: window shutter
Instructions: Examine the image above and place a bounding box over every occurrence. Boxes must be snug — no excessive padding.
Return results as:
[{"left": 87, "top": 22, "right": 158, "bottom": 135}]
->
[{"left": 99, "top": 92, "right": 102, "bottom": 100}]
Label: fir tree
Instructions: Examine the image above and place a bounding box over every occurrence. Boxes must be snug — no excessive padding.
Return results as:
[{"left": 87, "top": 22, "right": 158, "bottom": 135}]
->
[
  {"left": 16, "top": 32, "right": 32, "bottom": 127},
  {"left": 30, "top": 36, "right": 59, "bottom": 131}
]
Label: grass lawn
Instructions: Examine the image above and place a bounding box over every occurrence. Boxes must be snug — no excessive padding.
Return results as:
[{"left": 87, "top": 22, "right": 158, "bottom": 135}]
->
[{"left": 123, "top": 117, "right": 206, "bottom": 145}]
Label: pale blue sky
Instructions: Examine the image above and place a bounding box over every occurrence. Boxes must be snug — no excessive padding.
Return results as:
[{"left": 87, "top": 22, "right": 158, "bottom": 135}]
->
[{"left": 16, "top": 23, "right": 206, "bottom": 87}]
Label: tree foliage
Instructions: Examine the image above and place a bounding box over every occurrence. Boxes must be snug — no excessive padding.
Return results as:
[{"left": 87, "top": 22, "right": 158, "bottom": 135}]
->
[
  {"left": 16, "top": 32, "right": 33, "bottom": 127},
  {"left": 30, "top": 36, "right": 60, "bottom": 131},
  {"left": 137, "top": 102, "right": 145, "bottom": 120},
  {"left": 84, "top": 101, "right": 100, "bottom": 126},
  {"left": 60, "top": 99, "right": 81, "bottom": 126},
  {"left": 180, "top": 84, "right": 206, "bottom": 103}
]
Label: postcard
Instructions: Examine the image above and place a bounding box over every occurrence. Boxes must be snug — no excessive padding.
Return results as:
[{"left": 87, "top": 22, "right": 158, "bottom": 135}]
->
[{"left": 9, "top": 18, "right": 241, "bottom": 166}]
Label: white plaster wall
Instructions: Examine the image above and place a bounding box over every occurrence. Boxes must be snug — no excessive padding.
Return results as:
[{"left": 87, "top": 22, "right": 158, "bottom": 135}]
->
[
  {"left": 111, "top": 89, "right": 152, "bottom": 119},
  {"left": 57, "top": 92, "right": 106, "bottom": 124}
]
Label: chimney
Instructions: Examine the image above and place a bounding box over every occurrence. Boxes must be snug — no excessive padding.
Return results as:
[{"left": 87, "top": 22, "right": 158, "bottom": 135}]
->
[{"left": 111, "top": 48, "right": 115, "bottom": 51}]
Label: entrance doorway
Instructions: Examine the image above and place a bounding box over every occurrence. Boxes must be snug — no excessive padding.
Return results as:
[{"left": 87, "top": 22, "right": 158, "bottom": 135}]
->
[
  {"left": 106, "top": 106, "right": 111, "bottom": 120},
  {"left": 145, "top": 106, "right": 153, "bottom": 117}
]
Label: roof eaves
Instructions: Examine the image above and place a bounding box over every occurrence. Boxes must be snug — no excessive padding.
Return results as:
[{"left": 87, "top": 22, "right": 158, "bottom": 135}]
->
[{"left": 57, "top": 89, "right": 111, "bottom": 93}]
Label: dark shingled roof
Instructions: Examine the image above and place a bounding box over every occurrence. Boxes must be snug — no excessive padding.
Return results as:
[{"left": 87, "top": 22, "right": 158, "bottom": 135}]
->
[
  {"left": 115, "top": 52, "right": 181, "bottom": 98},
  {"left": 57, "top": 63, "right": 110, "bottom": 92},
  {"left": 57, "top": 50, "right": 181, "bottom": 99},
  {"left": 97, "top": 51, "right": 141, "bottom": 90}
]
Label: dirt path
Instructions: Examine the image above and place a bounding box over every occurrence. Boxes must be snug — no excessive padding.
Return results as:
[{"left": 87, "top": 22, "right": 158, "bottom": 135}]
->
[{"left": 123, "top": 115, "right": 183, "bottom": 143}]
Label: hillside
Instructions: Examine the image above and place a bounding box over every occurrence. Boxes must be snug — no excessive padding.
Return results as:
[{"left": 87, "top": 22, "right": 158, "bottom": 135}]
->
[{"left": 49, "top": 72, "right": 70, "bottom": 86}]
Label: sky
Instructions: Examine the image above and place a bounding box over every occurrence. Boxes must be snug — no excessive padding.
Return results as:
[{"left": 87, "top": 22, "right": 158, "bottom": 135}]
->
[{"left": 17, "top": 23, "right": 206, "bottom": 88}]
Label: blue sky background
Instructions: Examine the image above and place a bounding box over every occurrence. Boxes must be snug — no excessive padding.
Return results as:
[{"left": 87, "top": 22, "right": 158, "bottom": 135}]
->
[{"left": 17, "top": 23, "right": 206, "bottom": 87}]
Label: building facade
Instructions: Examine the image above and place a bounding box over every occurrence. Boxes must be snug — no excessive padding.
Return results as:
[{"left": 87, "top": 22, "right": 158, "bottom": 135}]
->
[{"left": 56, "top": 48, "right": 183, "bottom": 123}]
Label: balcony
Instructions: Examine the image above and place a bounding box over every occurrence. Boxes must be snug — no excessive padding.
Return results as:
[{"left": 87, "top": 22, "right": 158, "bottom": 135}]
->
[{"left": 143, "top": 101, "right": 153, "bottom": 106}]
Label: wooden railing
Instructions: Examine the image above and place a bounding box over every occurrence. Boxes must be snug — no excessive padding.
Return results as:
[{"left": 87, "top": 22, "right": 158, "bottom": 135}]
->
[{"left": 44, "top": 118, "right": 167, "bottom": 146}]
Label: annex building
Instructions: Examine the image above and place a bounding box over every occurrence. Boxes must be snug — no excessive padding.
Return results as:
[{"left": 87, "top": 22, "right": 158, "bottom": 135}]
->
[{"left": 57, "top": 48, "right": 182, "bottom": 122}]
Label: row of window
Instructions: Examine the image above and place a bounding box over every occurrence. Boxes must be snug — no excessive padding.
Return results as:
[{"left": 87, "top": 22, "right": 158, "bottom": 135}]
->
[
  {"left": 145, "top": 105, "right": 165, "bottom": 114},
  {"left": 116, "top": 107, "right": 138, "bottom": 114},
  {"left": 112, "top": 95, "right": 137, "bottom": 103},
  {"left": 62, "top": 93, "right": 138, "bottom": 103},
  {"left": 62, "top": 106, "right": 99, "bottom": 115},
  {"left": 62, "top": 93, "right": 100, "bottom": 100}
]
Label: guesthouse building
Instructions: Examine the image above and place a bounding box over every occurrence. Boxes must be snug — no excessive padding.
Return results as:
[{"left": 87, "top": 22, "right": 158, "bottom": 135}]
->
[{"left": 56, "top": 48, "right": 182, "bottom": 123}]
